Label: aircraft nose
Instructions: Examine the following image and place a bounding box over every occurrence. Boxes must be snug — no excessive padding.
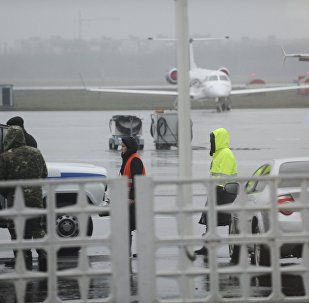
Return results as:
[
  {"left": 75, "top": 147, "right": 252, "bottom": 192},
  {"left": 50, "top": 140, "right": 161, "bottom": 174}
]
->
[{"left": 207, "top": 83, "right": 231, "bottom": 98}]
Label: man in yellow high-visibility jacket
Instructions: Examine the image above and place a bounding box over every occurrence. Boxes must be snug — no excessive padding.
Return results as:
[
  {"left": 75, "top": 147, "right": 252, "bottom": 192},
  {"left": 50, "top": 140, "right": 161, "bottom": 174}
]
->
[
  {"left": 195, "top": 127, "right": 237, "bottom": 255},
  {"left": 209, "top": 128, "right": 237, "bottom": 177}
]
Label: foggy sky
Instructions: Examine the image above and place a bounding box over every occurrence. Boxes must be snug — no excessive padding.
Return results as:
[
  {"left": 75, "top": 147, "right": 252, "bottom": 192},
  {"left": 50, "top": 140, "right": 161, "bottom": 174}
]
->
[{"left": 1, "top": 0, "right": 309, "bottom": 47}]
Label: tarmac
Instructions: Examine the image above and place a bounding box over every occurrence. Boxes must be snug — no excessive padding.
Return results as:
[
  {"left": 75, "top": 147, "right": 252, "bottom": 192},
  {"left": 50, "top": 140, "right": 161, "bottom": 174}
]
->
[{"left": 0, "top": 106, "right": 309, "bottom": 301}]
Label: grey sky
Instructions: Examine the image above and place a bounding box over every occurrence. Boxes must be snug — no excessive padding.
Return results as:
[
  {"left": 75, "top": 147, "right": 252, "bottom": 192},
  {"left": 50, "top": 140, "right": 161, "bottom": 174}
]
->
[{"left": 0, "top": 0, "right": 309, "bottom": 46}]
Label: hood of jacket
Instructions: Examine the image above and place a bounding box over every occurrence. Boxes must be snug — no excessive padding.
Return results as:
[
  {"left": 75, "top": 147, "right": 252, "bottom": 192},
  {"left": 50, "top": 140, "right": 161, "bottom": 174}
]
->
[
  {"left": 4, "top": 126, "right": 26, "bottom": 151},
  {"left": 120, "top": 136, "right": 139, "bottom": 175},
  {"left": 122, "top": 136, "right": 138, "bottom": 156},
  {"left": 212, "top": 128, "right": 230, "bottom": 153}
]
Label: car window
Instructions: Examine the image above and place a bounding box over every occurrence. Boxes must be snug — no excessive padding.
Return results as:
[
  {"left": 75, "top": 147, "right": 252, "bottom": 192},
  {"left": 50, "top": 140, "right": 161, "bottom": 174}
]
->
[
  {"left": 255, "top": 165, "right": 271, "bottom": 192},
  {"left": 279, "top": 161, "right": 309, "bottom": 187},
  {"left": 245, "top": 164, "right": 271, "bottom": 193}
]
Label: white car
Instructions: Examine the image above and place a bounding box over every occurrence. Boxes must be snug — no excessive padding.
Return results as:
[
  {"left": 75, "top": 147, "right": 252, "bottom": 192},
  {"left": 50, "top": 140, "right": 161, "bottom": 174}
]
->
[
  {"left": 229, "top": 158, "right": 309, "bottom": 266},
  {"left": 45, "top": 162, "right": 108, "bottom": 237}
]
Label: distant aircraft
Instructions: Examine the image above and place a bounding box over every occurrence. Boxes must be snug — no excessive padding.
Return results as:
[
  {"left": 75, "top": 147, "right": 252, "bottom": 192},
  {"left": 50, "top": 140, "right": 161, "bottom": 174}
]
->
[
  {"left": 282, "top": 47, "right": 309, "bottom": 62},
  {"left": 154, "top": 37, "right": 234, "bottom": 111},
  {"left": 88, "top": 39, "right": 309, "bottom": 112}
]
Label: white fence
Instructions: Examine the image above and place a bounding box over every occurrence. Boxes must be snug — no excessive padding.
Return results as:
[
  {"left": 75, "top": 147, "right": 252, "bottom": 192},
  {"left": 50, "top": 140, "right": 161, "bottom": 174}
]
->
[
  {"left": 0, "top": 177, "right": 131, "bottom": 303},
  {"left": 0, "top": 175, "right": 309, "bottom": 302},
  {"left": 135, "top": 175, "right": 309, "bottom": 303}
]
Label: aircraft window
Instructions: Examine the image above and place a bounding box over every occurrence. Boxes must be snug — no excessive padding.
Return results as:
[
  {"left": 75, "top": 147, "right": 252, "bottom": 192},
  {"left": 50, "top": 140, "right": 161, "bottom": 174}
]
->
[
  {"left": 209, "top": 75, "right": 218, "bottom": 81},
  {"left": 219, "top": 75, "right": 229, "bottom": 81}
]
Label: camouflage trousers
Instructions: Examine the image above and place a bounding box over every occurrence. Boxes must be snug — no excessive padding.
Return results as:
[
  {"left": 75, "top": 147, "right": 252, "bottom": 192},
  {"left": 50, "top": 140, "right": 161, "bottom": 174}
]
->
[{"left": 8, "top": 216, "right": 46, "bottom": 270}]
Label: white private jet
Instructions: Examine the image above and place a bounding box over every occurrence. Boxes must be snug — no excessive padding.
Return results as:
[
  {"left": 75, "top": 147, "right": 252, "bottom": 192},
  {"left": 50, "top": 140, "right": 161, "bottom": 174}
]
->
[
  {"left": 282, "top": 47, "right": 309, "bottom": 62},
  {"left": 88, "top": 39, "right": 309, "bottom": 112},
  {"left": 160, "top": 37, "right": 233, "bottom": 111}
]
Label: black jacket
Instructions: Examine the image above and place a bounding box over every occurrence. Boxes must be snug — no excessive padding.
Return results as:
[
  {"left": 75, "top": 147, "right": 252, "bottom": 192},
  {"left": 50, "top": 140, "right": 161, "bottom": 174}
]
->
[
  {"left": 6, "top": 116, "right": 37, "bottom": 148},
  {"left": 120, "top": 136, "right": 144, "bottom": 200},
  {"left": 120, "top": 136, "right": 145, "bottom": 231},
  {"left": 24, "top": 130, "right": 37, "bottom": 148}
]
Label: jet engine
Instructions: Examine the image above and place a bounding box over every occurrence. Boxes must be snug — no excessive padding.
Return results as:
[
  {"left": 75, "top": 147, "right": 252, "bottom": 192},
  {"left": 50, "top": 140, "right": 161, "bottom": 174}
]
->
[
  {"left": 165, "top": 68, "right": 178, "bottom": 85},
  {"left": 218, "top": 67, "right": 230, "bottom": 76}
]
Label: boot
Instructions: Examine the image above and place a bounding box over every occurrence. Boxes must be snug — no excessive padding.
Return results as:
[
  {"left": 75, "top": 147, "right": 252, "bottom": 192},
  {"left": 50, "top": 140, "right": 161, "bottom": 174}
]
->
[
  {"left": 194, "top": 246, "right": 208, "bottom": 256},
  {"left": 195, "top": 230, "right": 208, "bottom": 256},
  {"left": 38, "top": 250, "right": 48, "bottom": 272},
  {"left": 38, "top": 256, "right": 47, "bottom": 272},
  {"left": 24, "top": 256, "right": 33, "bottom": 271},
  {"left": 24, "top": 250, "right": 33, "bottom": 271}
]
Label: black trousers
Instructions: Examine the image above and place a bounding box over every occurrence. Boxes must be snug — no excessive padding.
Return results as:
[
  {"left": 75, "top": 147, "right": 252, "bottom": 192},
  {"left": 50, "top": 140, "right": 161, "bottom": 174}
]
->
[{"left": 198, "top": 186, "right": 237, "bottom": 227}]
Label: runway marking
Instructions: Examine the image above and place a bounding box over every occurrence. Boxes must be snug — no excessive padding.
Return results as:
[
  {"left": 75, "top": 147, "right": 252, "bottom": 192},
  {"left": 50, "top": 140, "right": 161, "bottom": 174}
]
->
[{"left": 276, "top": 137, "right": 301, "bottom": 141}]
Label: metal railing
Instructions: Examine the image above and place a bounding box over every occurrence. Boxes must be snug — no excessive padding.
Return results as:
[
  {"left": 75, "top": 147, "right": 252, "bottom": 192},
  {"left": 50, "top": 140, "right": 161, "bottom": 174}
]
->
[
  {"left": 0, "top": 175, "right": 309, "bottom": 302},
  {"left": 0, "top": 177, "right": 131, "bottom": 303},
  {"left": 135, "top": 175, "right": 309, "bottom": 303}
]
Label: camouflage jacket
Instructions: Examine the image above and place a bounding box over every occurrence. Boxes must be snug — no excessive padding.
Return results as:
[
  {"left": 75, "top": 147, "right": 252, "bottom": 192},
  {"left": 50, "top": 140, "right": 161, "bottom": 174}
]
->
[{"left": 0, "top": 126, "right": 48, "bottom": 208}]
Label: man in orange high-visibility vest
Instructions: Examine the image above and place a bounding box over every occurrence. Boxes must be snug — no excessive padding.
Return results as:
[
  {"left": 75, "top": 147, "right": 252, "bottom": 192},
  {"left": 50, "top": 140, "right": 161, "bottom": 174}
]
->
[{"left": 120, "top": 136, "right": 146, "bottom": 257}]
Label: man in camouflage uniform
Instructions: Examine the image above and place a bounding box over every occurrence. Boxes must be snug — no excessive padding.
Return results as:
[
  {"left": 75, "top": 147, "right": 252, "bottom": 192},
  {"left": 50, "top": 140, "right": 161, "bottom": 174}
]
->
[{"left": 0, "top": 126, "right": 48, "bottom": 271}]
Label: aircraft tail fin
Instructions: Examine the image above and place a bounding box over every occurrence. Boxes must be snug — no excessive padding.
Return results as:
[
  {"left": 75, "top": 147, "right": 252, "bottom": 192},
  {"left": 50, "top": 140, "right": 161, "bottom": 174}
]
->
[
  {"left": 189, "top": 36, "right": 229, "bottom": 70},
  {"left": 148, "top": 36, "right": 229, "bottom": 71}
]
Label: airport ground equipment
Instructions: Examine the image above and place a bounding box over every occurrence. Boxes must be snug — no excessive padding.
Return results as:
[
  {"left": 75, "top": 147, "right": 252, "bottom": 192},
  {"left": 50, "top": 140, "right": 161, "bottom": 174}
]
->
[
  {"left": 150, "top": 110, "right": 192, "bottom": 150},
  {"left": 109, "top": 115, "right": 144, "bottom": 150}
]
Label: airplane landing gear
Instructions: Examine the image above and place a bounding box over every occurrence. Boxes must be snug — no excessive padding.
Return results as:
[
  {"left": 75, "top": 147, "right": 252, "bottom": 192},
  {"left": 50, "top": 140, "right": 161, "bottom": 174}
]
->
[
  {"left": 225, "top": 97, "right": 232, "bottom": 111},
  {"left": 216, "top": 103, "right": 223, "bottom": 112},
  {"left": 173, "top": 98, "right": 178, "bottom": 110},
  {"left": 216, "top": 97, "right": 231, "bottom": 112}
]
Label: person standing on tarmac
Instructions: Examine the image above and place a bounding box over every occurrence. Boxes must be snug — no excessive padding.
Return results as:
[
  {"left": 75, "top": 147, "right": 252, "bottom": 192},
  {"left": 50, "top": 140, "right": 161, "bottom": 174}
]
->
[
  {"left": 195, "top": 127, "right": 237, "bottom": 255},
  {"left": 120, "top": 136, "right": 146, "bottom": 257},
  {"left": 0, "top": 126, "right": 48, "bottom": 271},
  {"left": 6, "top": 116, "right": 37, "bottom": 148}
]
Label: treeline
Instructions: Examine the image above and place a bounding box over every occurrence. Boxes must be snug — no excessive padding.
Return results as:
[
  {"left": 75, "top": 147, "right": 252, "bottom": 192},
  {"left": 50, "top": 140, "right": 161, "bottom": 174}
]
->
[{"left": 0, "top": 36, "right": 308, "bottom": 85}]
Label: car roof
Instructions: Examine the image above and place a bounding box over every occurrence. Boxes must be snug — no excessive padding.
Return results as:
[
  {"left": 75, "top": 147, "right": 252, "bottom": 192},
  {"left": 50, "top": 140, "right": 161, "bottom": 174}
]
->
[
  {"left": 269, "top": 157, "right": 309, "bottom": 175},
  {"left": 272, "top": 157, "right": 309, "bottom": 165}
]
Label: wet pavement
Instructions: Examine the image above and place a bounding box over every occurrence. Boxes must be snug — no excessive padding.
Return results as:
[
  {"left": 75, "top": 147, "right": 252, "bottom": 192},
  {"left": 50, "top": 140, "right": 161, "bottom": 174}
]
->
[
  {"left": 1, "top": 108, "right": 309, "bottom": 301},
  {"left": 0, "top": 254, "right": 306, "bottom": 302}
]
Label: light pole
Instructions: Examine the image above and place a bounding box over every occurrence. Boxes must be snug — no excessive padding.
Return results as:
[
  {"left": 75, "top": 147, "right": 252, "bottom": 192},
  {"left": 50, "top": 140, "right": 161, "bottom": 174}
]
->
[
  {"left": 175, "top": 0, "right": 191, "bottom": 179},
  {"left": 174, "top": 0, "right": 194, "bottom": 299}
]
